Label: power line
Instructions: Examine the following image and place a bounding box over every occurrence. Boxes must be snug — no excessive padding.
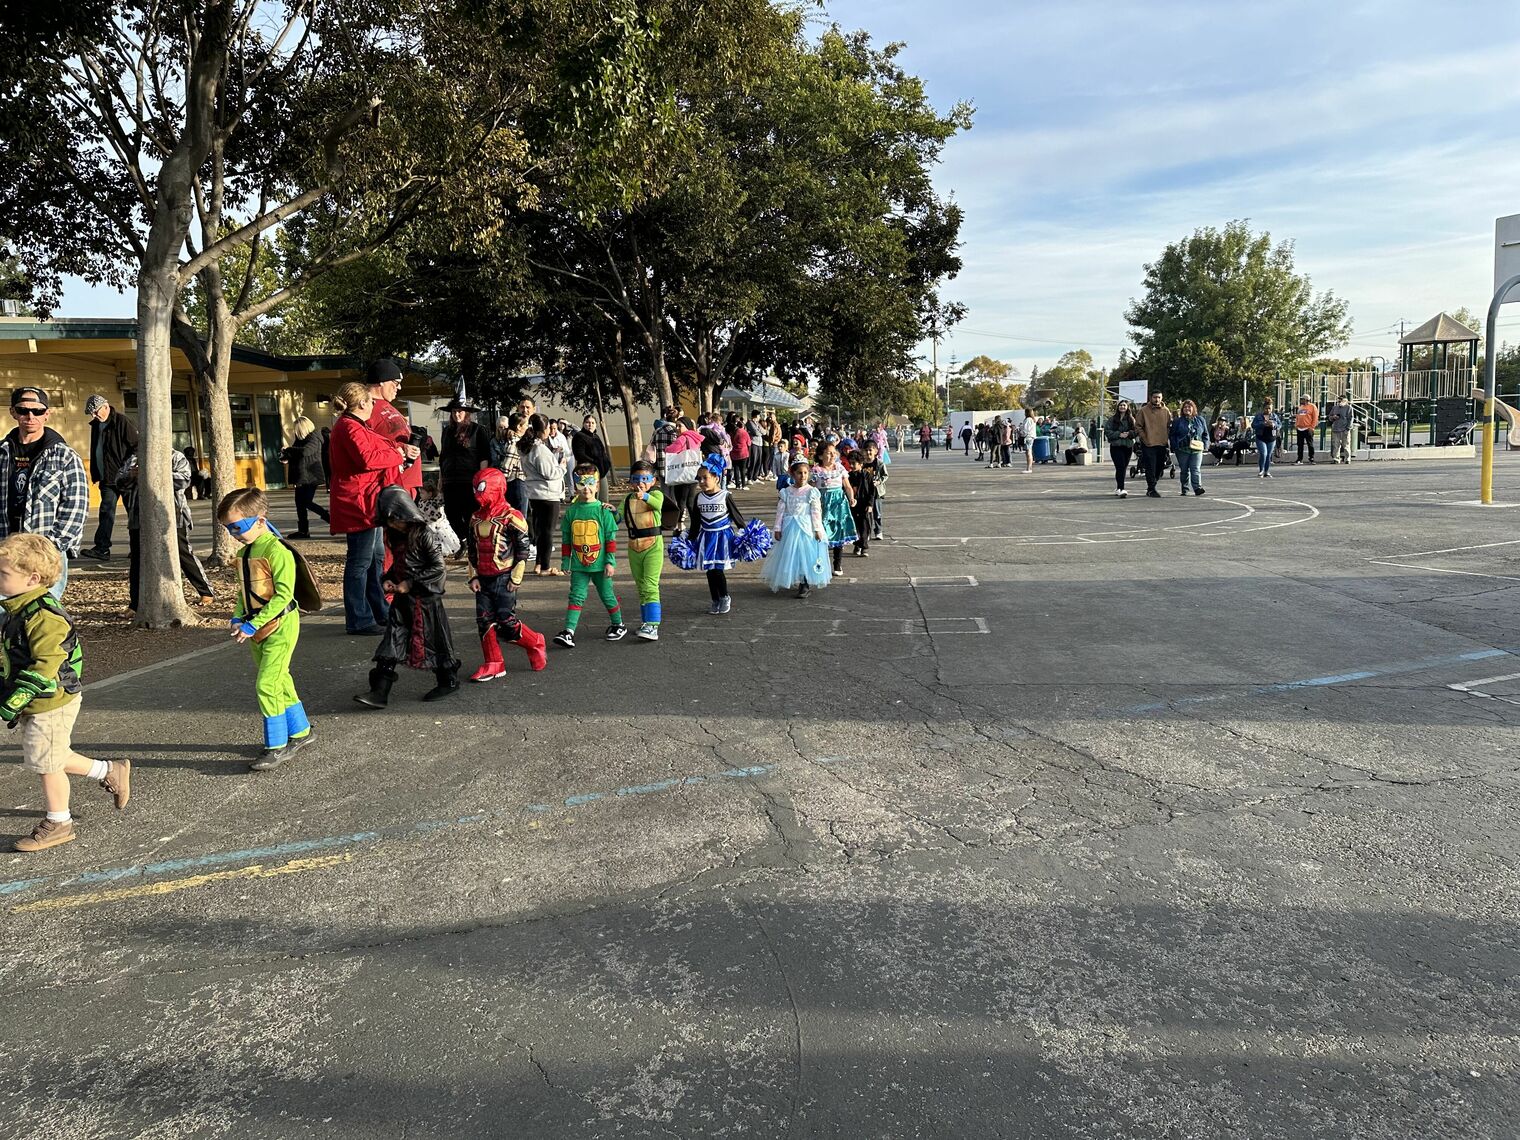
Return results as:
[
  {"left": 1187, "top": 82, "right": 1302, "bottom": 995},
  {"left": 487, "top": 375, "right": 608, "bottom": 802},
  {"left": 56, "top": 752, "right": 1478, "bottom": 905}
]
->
[{"left": 957, "top": 327, "right": 1131, "bottom": 348}]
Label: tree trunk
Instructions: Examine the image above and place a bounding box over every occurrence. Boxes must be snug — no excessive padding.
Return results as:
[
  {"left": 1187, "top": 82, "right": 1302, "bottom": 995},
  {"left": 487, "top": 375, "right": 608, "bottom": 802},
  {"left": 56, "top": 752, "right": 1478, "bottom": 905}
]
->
[
  {"left": 135, "top": 268, "right": 194, "bottom": 628},
  {"left": 611, "top": 329, "right": 642, "bottom": 463},
  {"left": 203, "top": 289, "right": 239, "bottom": 564},
  {"left": 646, "top": 271, "right": 673, "bottom": 410}
]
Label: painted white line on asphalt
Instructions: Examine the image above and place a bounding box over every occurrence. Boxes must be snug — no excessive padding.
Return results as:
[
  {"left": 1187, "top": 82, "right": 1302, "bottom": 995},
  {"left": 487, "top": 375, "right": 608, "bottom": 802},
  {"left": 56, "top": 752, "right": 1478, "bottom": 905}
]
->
[
  {"left": 89, "top": 639, "right": 238, "bottom": 692},
  {"left": 1368, "top": 561, "right": 1520, "bottom": 584},
  {"left": 1382, "top": 538, "right": 1520, "bottom": 560},
  {"left": 1448, "top": 670, "right": 1520, "bottom": 691},
  {"left": 908, "top": 575, "right": 979, "bottom": 587}
]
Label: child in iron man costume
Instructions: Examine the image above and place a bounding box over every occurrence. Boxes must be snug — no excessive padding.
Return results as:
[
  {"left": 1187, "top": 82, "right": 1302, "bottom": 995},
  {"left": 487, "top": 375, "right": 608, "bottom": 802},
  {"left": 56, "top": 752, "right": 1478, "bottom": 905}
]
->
[{"left": 466, "top": 468, "right": 547, "bottom": 682}]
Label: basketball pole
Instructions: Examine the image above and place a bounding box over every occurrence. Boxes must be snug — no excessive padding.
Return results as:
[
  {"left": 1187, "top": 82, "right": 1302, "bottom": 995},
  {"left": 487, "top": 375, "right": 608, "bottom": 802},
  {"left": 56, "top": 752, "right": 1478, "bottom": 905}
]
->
[{"left": 1480, "top": 274, "right": 1520, "bottom": 505}]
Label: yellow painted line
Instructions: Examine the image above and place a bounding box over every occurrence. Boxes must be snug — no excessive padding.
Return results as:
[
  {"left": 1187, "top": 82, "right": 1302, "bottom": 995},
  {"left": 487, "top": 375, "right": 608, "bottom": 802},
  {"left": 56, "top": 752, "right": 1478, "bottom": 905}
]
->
[{"left": 10, "top": 853, "right": 354, "bottom": 914}]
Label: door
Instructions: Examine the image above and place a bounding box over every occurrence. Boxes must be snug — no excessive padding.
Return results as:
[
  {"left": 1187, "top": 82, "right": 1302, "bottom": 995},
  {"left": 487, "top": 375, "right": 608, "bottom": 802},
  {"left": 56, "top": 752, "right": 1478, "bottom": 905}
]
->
[{"left": 257, "top": 397, "right": 286, "bottom": 488}]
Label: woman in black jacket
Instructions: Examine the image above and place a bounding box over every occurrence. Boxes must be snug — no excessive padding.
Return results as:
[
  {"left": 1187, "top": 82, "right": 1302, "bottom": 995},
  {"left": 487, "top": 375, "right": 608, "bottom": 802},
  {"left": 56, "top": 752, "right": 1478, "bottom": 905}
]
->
[
  {"left": 439, "top": 399, "right": 491, "bottom": 546},
  {"left": 283, "top": 416, "right": 331, "bottom": 538}
]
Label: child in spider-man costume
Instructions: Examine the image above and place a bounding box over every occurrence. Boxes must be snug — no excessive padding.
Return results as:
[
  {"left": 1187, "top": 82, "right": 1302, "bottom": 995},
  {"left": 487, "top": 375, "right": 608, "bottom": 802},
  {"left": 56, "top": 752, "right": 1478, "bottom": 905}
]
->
[{"left": 466, "top": 468, "right": 547, "bottom": 682}]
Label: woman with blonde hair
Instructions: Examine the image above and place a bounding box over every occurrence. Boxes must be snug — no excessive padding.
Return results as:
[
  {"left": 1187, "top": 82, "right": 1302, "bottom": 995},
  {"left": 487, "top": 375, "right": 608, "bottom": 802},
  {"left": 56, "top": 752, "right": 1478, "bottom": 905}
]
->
[
  {"left": 283, "top": 415, "right": 330, "bottom": 538},
  {"left": 329, "top": 381, "right": 405, "bottom": 633}
]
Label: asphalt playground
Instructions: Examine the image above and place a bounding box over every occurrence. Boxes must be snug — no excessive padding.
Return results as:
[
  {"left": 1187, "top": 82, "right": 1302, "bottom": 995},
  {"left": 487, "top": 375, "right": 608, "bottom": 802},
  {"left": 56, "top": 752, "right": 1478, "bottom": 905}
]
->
[{"left": 2, "top": 446, "right": 1518, "bottom": 1138}]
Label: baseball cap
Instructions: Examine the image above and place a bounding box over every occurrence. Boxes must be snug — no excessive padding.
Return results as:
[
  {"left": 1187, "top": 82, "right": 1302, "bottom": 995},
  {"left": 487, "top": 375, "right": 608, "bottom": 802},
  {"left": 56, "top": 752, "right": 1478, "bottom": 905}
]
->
[
  {"left": 10, "top": 387, "right": 49, "bottom": 409},
  {"left": 85, "top": 394, "right": 108, "bottom": 415}
]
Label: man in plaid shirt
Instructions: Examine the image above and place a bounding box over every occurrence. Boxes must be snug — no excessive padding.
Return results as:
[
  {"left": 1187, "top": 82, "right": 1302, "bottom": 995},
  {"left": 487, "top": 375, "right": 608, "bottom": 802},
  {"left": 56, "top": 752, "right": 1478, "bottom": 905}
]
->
[
  {"left": 650, "top": 404, "right": 681, "bottom": 467},
  {"left": 0, "top": 388, "right": 89, "bottom": 599}
]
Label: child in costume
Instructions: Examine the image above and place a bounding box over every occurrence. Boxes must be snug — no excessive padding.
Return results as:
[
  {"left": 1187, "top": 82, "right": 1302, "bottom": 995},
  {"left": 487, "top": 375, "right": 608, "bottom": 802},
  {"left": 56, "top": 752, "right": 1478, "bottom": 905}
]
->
[
  {"left": 809, "top": 440, "right": 857, "bottom": 577},
  {"left": 682, "top": 454, "right": 746, "bottom": 615},
  {"left": 860, "top": 439, "right": 887, "bottom": 540},
  {"left": 0, "top": 533, "right": 130, "bottom": 852},
  {"left": 621, "top": 460, "right": 665, "bottom": 642},
  {"left": 846, "top": 449, "right": 878, "bottom": 558},
  {"left": 762, "top": 456, "right": 830, "bottom": 599},
  {"left": 220, "top": 487, "right": 312, "bottom": 771},
  {"left": 466, "top": 467, "right": 547, "bottom": 681},
  {"left": 553, "top": 464, "right": 626, "bottom": 648},
  {"left": 355, "top": 486, "right": 459, "bottom": 706}
]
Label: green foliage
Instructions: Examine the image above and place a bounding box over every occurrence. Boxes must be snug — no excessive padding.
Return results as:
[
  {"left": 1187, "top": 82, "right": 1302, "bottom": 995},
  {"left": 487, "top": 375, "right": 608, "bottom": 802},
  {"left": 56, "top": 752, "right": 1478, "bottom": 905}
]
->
[
  {"left": 894, "top": 378, "right": 944, "bottom": 426},
  {"left": 951, "top": 355, "right": 1024, "bottom": 409},
  {"left": 1039, "top": 350, "right": 1102, "bottom": 418},
  {"left": 1125, "top": 220, "right": 1352, "bottom": 410}
]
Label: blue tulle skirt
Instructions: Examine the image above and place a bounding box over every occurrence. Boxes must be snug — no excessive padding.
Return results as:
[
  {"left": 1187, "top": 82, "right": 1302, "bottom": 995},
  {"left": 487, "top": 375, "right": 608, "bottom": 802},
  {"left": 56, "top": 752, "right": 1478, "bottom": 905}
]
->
[
  {"left": 761, "top": 519, "right": 831, "bottom": 591},
  {"left": 819, "top": 487, "right": 857, "bottom": 548}
]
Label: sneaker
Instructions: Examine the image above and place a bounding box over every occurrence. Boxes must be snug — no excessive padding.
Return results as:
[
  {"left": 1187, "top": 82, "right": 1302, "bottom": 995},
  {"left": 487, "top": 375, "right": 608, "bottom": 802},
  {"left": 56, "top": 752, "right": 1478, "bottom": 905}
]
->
[
  {"left": 605, "top": 624, "right": 628, "bottom": 642},
  {"left": 636, "top": 622, "right": 659, "bottom": 642},
  {"left": 251, "top": 733, "right": 312, "bottom": 772},
  {"left": 1308, "top": 458, "right": 1316, "bottom": 464},
  {"left": 1264, "top": 472, "right": 1274, "bottom": 479},
  {"left": 874, "top": 530, "right": 883, "bottom": 540},
  {"left": 1118, "top": 489, "right": 1128, "bottom": 498},
  {"left": 78, "top": 548, "right": 109, "bottom": 562},
  {"left": 832, "top": 568, "right": 844, "bottom": 577},
  {"left": 1180, "top": 490, "right": 1188, "bottom": 496},
  {"left": 100, "top": 758, "right": 131, "bottom": 809},
  {"left": 706, "top": 601, "right": 723, "bottom": 615},
  {"left": 14, "top": 818, "right": 75, "bottom": 852},
  {"left": 553, "top": 629, "right": 576, "bottom": 648},
  {"left": 1292, "top": 460, "right": 1302, "bottom": 465},
  {"left": 1194, "top": 487, "right": 1206, "bottom": 496},
  {"left": 859, "top": 550, "right": 870, "bottom": 558},
  {"left": 1146, "top": 490, "right": 1160, "bottom": 498},
  {"left": 718, "top": 596, "right": 732, "bottom": 614}
]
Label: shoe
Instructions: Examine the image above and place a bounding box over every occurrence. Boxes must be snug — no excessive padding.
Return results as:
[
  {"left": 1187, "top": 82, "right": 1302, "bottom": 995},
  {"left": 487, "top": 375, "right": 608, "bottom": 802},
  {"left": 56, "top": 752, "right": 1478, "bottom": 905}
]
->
[
  {"left": 354, "top": 665, "right": 396, "bottom": 708},
  {"left": 251, "top": 733, "right": 312, "bottom": 771},
  {"left": 291, "top": 531, "right": 311, "bottom": 540},
  {"left": 1194, "top": 487, "right": 1206, "bottom": 496},
  {"left": 1180, "top": 490, "right": 1188, "bottom": 496},
  {"left": 195, "top": 595, "right": 215, "bottom": 606},
  {"left": 874, "top": 530, "right": 883, "bottom": 540},
  {"left": 471, "top": 628, "right": 506, "bottom": 681},
  {"left": 1146, "top": 490, "right": 1160, "bottom": 498},
  {"left": 347, "top": 624, "right": 385, "bottom": 636},
  {"left": 1258, "top": 472, "right": 1266, "bottom": 478},
  {"left": 718, "top": 596, "right": 732, "bottom": 614},
  {"left": 100, "top": 758, "right": 131, "bottom": 809},
  {"left": 832, "top": 568, "right": 844, "bottom": 577},
  {"left": 14, "top": 818, "right": 75, "bottom": 852},
  {"left": 706, "top": 601, "right": 723, "bottom": 615},
  {"left": 636, "top": 622, "right": 660, "bottom": 641},
  {"left": 515, "top": 624, "right": 549, "bottom": 670},
  {"left": 1118, "top": 489, "right": 1127, "bottom": 498},
  {"left": 1308, "top": 458, "right": 1316, "bottom": 464},
  {"left": 553, "top": 629, "right": 576, "bottom": 648},
  {"left": 605, "top": 624, "right": 628, "bottom": 641},
  {"left": 1263, "top": 472, "right": 1274, "bottom": 479},
  {"left": 422, "top": 663, "right": 461, "bottom": 701},
  {"left": 1292, "top": 460, "right": 1302, "bottom": 465},
  {"left": 797, "top": 585, "right": 811, "bottom": 599},
  {"left": 78, "top": 548, "right": 109, "bottom": 562},
  {"left": 859, "top": 550, "right": 870, "bottom": 558}
]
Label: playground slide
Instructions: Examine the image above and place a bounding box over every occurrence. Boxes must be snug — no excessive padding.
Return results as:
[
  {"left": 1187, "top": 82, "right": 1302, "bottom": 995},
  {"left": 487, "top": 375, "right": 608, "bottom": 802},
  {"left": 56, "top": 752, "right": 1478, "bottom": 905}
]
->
[{"left": 1492, "top": 397, "right": 1520, "bottom": 448}]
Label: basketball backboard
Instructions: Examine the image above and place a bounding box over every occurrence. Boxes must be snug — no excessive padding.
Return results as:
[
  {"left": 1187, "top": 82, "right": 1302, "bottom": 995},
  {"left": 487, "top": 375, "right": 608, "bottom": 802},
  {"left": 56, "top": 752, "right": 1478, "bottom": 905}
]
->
[{"left": 1497, "top": 214, "right": 1520, "bottom": 294}]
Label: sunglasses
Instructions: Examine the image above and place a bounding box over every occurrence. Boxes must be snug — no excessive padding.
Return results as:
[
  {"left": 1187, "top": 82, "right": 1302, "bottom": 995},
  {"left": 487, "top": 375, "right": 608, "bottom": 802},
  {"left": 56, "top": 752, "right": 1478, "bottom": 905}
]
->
[
  {"left": 224, "top": 516, "right": 261, "bottom": 537},
  {"left": 12, "top": 407, "right": 46, "bottom": 418}
]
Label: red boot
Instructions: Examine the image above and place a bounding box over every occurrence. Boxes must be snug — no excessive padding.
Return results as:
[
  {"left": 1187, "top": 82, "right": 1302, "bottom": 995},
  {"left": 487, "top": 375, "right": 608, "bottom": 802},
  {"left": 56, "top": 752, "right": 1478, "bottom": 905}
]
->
[
  {"left": 470, "top": 628, "right": 507, "bottom": 682},
  {"left": 514, "top": 623, "right": 548, "bottom": 671}
]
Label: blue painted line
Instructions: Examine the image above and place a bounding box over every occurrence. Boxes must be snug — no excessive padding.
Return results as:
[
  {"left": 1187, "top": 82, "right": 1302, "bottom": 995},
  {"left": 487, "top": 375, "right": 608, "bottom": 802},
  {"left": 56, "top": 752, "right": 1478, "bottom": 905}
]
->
[
  {"left": 1, "top": 757, "right": 832, "bottom": 902},
  {"left": 1125, "top": 648, "right": 1513, "bottom": 714}
]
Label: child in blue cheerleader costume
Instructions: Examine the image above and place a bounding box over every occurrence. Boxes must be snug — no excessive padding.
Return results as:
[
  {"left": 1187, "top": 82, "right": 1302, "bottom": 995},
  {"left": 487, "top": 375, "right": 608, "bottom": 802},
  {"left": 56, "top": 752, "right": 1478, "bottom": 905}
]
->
[
  {"left": 809, "top": 440, "right": 857, "bottom": 578},
  {"left": 762, "top": 456, "right": 831, "bottom": 599},
  {"left": 684, "top": 454, "right": 746, "bottom": 615}
]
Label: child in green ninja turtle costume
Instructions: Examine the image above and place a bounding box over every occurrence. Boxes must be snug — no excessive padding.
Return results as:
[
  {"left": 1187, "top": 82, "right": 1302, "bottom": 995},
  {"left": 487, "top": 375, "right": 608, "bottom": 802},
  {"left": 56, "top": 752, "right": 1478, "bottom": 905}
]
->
[
  {"left": 553, "top": 464, "right": 626, "bottom": 649},
  {"left": 621, "top": 460, "right": 665, "bottom": 642}
]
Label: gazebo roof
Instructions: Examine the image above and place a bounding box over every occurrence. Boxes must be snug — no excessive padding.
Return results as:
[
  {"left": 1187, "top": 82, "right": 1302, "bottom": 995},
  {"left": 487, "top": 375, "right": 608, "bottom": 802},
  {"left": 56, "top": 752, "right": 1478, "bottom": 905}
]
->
[{"left": 1399, "top": 312, "right": 1480, "bottom": 346}]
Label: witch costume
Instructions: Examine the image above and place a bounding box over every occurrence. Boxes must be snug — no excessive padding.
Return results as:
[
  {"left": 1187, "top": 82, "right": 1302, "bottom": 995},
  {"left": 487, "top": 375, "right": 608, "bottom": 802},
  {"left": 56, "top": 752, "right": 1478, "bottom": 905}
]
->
[{"left": 356, "top": 486, "right": 460, "bottom": 706}]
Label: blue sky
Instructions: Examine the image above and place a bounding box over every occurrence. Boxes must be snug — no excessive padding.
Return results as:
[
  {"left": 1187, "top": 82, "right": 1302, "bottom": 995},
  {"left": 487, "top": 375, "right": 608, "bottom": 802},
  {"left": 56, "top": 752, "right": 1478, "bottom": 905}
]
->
[
  {"left": 57, "top": 1, "right": 1520, "bottom": 379},
  {"left": 818, "top": 0, "right": 1520, "bottom": 377}
]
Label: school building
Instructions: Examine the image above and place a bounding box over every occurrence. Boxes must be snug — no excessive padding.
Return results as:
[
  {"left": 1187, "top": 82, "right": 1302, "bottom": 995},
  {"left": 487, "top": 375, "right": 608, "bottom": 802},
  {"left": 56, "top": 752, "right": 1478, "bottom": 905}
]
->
[{"left": 0, "top": 317, "right": 447, "bottom": 503}]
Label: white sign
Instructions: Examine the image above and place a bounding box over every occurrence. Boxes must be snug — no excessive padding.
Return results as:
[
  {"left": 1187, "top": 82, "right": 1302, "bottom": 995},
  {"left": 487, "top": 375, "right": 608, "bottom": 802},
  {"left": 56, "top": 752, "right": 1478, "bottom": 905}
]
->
[
  {"left": 1497, "top": 214, "right": 1520, "bottom": 294},
  {"left": 1117, "top": 379, "right": 1148, "bottom": 404}
]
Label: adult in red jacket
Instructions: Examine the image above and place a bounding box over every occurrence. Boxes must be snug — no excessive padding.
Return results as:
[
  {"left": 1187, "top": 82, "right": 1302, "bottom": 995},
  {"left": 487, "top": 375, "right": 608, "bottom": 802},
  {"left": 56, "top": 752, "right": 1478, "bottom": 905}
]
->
[
  {"left": 364, "top": 358, "right": 423, "bottom": 498},
  {"left": 328, "top": 381, "right": 403, "bottom": 634}
]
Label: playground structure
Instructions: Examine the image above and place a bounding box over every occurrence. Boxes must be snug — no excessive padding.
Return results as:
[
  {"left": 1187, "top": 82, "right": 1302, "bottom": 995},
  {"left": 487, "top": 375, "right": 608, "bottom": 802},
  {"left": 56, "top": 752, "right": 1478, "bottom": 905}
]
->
[{"left": 1281, "top": 312, "right": 1493, "bottom": 456}]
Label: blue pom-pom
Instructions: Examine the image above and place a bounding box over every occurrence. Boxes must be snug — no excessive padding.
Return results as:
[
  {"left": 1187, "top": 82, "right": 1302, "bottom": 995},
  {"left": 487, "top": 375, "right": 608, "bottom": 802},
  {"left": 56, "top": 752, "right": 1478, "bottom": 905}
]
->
[
  {"left": 735, "top": 517, "right": 773, "bottom": 562},
  {"left": 667, "top": 535, "right": 698, "bottom": 571}
]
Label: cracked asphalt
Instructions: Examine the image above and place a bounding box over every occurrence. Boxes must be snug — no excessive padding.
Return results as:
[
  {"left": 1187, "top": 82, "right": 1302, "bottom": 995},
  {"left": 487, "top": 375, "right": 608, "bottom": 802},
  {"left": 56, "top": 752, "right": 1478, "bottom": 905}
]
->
[{"left": 3, "top": 451, "right": 1519, "bottom": 1138}]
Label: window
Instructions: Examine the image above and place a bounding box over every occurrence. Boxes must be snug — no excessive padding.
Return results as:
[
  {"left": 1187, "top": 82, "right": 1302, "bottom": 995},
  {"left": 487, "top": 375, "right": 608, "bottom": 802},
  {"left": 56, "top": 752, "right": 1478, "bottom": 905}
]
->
[
  {"left": 120, "top": 390, "right": 195, "bottom": 452},
  {"left": 230, "top": 394, "right": 257, "bottom": 456}
]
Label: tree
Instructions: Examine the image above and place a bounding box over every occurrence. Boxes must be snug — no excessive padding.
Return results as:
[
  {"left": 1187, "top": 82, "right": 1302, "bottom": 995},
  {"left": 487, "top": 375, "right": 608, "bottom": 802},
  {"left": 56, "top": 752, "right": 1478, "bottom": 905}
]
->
[
  {"left": 1124, "top": 220, "right": 1351, "bottom": 411},
  {"left": 895, "top": 377, "right": 943, "bottom": 426},
  {"left": 1040, "top": 349, "right": 1102, "bottom": 419}
]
